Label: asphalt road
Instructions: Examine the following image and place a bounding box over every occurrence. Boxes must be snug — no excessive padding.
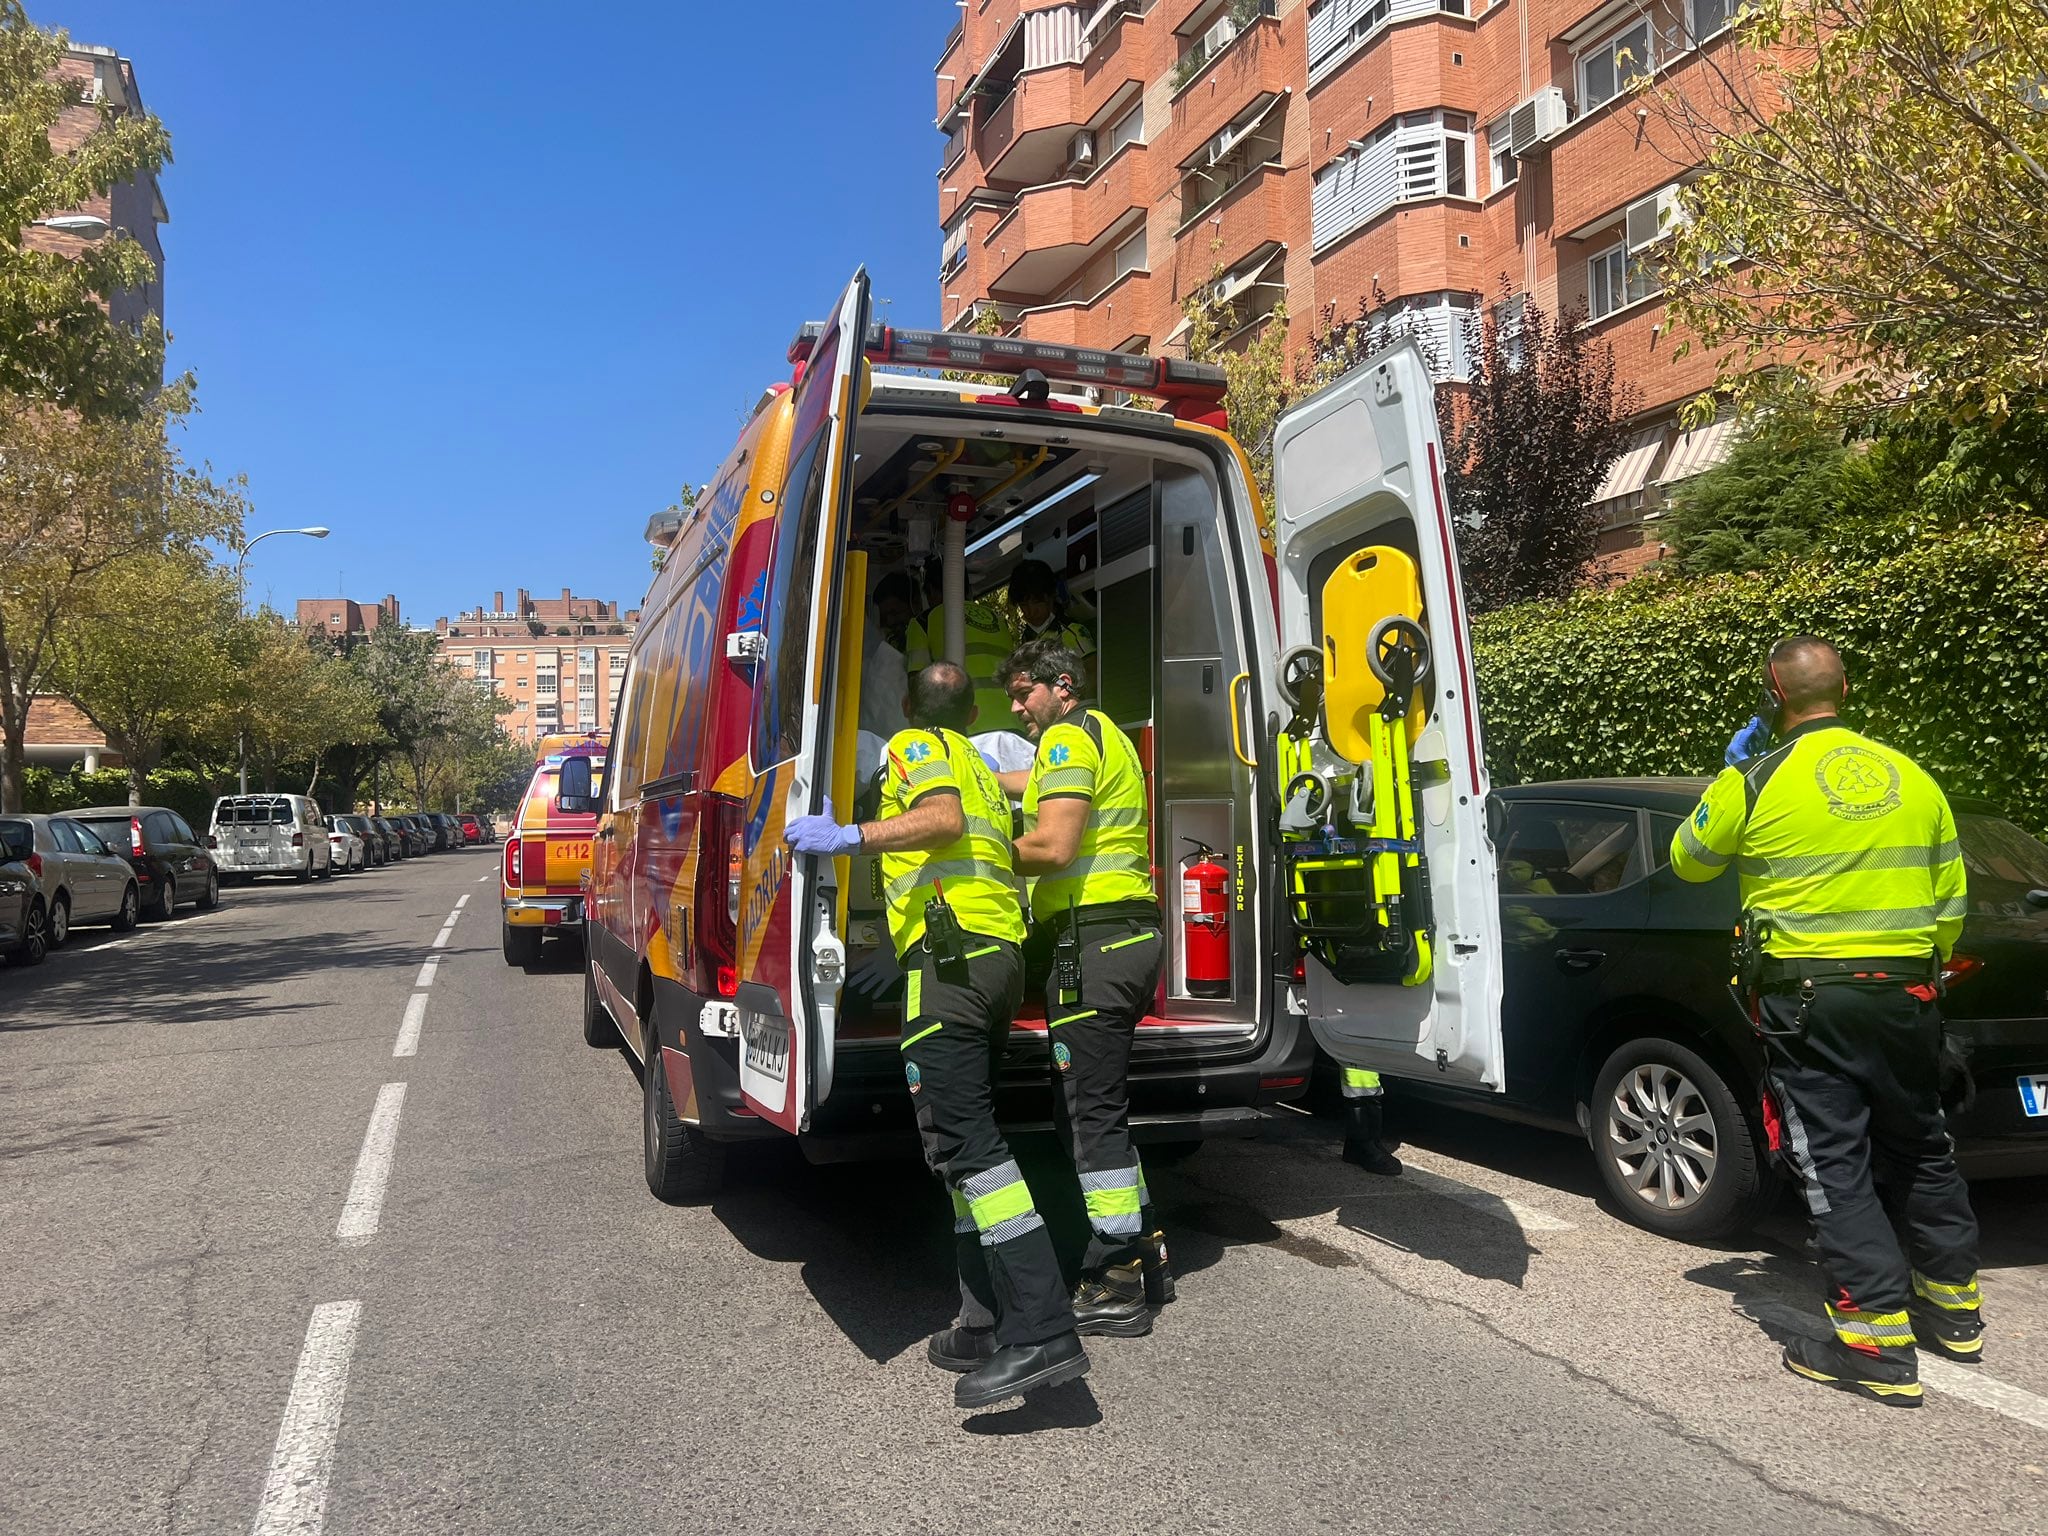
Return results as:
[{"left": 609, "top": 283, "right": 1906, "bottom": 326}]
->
[{"left": 3, "top": 848, "right": 2046, "bottom": 1535}]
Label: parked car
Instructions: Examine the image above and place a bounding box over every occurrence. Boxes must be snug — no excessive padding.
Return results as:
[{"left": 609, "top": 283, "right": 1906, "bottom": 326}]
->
[
  {"left": 0, "top": 813, "right": 139, "bottom": 943},
  {"left": 369, "top": 816, "right": 406, "bottom": 862},
  {"left": 408, "top": 814, "right": 439, "bottom": 854},
  {"left": 430, "top": 812, "right": 463, "bottom": 850},
  {"left": 0, "top": 818, "right": 50, "bottom": 966},
  {"left": 323, "top": 815, "right": 366, "bottom": 873},
  {"left": 391, "top": 814, "right": 428, "bottom": 855},
  {"left": 206, "top": 794, "right": 333, "bottom": 883},
  {"left": 69, "top": 806, "right": 218, "bottom": 921},
  {"left": 333, "top": 814, "right": 386, "bottom": 867},
  {"left": 458, "top": 812, "right": 485, "bottom": 845},
  {"left": 1387, "top": 779, "right": 2048, "bottom": 1241}
]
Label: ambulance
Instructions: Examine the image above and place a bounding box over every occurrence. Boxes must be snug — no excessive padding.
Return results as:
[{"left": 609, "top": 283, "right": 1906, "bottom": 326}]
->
[
  {"left": 500, "top": 732, "right": 607, "bottom": 967},
  {"left": 572, "top": 269, "right": 1503, "bottom": 1199}
]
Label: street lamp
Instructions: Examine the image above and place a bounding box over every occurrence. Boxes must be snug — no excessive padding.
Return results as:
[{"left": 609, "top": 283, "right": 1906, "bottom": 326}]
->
[
  {"left": 234, "top": 526, "right": 331, "bottom": 795},
  {"left": 32, "top": 214, "right": 112, "bottom": 240}
]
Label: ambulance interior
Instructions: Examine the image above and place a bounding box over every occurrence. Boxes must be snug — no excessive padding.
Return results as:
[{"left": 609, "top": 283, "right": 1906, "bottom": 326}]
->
[{"left": 826, "top": 406, "right": 1272, "bottom": 1047}]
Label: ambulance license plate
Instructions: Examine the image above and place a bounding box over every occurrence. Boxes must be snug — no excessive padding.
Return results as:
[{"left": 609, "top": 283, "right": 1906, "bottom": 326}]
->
[{"left": 2018, "top": 1075, "right": 2048, "bottom": 1117}]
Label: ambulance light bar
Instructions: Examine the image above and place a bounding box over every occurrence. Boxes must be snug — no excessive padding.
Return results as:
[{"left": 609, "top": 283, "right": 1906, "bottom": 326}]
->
[{"left": 787, "top": 322, "right": 1227, "bottom": 404}]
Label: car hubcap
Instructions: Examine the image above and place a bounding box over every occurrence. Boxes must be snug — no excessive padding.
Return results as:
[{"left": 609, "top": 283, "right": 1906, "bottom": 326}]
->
[
  {"left": 1607, "top": 1063, "right": 1718, "bottom": 1211},
  {"left": 51, "top": 903, "right": 67, "bottom": 943}
]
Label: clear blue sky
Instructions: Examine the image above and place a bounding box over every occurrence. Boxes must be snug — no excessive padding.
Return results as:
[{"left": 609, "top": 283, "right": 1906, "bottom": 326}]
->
[{"left": 34, "top": 1, "right": 951, "bottom": 623}]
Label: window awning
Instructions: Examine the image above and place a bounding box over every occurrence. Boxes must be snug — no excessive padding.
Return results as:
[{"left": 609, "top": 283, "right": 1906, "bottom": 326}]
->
[
  {"left": 938, "top": 15, "right": 1025, "bottom": 127},
  {"left": 1180, "top": 90, "right": 1288, "bottom": 171},
  {"left": 1592, "top": 426, "right": 1668, "bottom": 503},
  {"left": 1658, "top": 414, "right": 1739, "bottom": 483}
]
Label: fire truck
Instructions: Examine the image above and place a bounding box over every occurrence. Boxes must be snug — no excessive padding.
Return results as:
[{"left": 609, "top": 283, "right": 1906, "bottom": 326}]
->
[
  {"left": 571, "top": 269, "right": 1503, "bottom": 1199},
  {"left": 501, "top": 733, "right": 607, "bottom": 968}
]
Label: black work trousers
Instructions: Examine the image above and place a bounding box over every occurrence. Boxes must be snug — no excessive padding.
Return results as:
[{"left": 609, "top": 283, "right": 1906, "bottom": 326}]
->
[
  {"left": 900, "top": 935, "right": 1071, "bottom": 1349},
  {"left": 1042, "top": 903, "right": 1165, "bottom": 1273},
  {"left": 1761, "top": 979, "right": 1980, "bottom": 1327}
]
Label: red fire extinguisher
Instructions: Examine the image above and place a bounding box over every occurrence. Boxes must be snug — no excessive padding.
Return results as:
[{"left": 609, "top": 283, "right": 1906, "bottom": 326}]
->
[{"left": 1181, "top": 840, "right": 1230, "bottom": 999}]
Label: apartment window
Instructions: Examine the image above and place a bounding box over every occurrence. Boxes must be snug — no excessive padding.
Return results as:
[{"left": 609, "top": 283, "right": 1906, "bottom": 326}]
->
[
  {"left": 1107, "top": 99, "right": 1144, "bottom": 156},
  {"left": 1308, "top": 0, "right": 1467, "bottom": 78},
  {"left": 1578, "top": 20, "right": 1652, "bottom": 111},
  {"left": 1587, "top": 240, "right": 1659, "bottom": 319},
  {"left": 1314, "top": 110, "right": 1471, "bottom": 248},
  {"left": 1485, "top": 116, "right": 1517, "bottom": 194},
  {"left": 1690, "top": 0, "right": 1735, "bottom": 41},
  {"left": 1113, "top": 228, "right": 1147, "bottom": 280}
]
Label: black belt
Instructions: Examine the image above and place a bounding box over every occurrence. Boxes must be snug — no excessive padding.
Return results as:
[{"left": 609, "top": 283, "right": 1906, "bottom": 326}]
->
[
  {"left": 1758, "top": 954, "right": 1936, "bottom": 990},
  {"left": 1042, "top": 899, "right": 1160, "bottom": 936}
]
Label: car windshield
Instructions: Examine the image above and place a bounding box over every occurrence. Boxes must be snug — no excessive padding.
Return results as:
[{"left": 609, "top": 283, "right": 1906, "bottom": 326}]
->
[
  {"left": 1956, "top": 813, "right": 2048, "bottom": 909},
  {"left": 217, "top": 800, "right": 291, "bottom": 824}
]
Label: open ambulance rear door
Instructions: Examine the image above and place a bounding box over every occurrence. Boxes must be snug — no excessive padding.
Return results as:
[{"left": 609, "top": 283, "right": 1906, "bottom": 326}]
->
[
  {"left": 733, "top": 269, "right": 870, "bottom": 1132},
  {"left": 1268, "top": 339, "right": 1507, "bottom": 1091}
]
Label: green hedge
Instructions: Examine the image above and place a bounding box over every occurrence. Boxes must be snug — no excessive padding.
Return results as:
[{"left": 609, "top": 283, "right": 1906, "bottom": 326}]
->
[
  {"left": 1470, "top": 519, "right": 2048, "bottom": 832},
  {"left": 21, "top": 766, "right": 221, "bottom": 828}
]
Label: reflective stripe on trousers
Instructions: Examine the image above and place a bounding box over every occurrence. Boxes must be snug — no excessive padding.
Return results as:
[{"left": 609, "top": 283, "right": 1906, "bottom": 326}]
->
[
  {"left": 1077, "top": 1165, "right": 1144, "bottom": 1236},
  {"left": 1827, "top": 1302, "right": 1916, "bottom": 1352},
  {"left": 1340, "top": 1066, "right": 1383, "bottom": 1098}
]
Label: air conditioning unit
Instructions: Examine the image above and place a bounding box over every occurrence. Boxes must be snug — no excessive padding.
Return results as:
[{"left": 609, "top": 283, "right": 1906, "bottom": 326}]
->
[
  {"left": 1625, "top": 184, "right": 1689, "bottom": 249},
  {"left": 1507, "top": 87, "right": 1570, "bottom": 156},
  {"left": 1067, "top": 130, "right": 1097, "bottom": 170}
]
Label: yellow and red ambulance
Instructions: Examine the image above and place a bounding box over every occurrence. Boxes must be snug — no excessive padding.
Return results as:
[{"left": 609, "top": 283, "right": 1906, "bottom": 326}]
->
[
  {"left": 574, "top": 268, "right": 1505, "bottom": 1200},
  {"left": 500, "top": 732, "right": 607, "bottom": 967}
]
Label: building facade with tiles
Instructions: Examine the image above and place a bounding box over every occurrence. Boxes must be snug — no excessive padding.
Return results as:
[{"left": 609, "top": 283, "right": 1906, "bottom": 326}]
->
[{"left": 935, "top": 0, "right": 1755, "bottom": 574}]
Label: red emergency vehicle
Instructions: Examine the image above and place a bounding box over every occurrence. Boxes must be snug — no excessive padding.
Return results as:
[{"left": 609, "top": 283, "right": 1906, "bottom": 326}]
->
[{"left": 501, "top": 734, "right": 607, "bottom": 967}]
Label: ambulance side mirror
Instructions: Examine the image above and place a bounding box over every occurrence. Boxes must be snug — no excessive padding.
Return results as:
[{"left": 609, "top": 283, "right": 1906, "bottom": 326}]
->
[{"left": 557, "top": 755, "right": 600, "bottom": 816}]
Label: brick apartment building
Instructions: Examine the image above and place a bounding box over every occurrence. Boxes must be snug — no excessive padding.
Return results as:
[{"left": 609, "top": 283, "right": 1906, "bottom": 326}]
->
[
  {"left": 295, "top": 594, "right": 401, "bottom": 645},
  {"left": 935, "top": 0, "right": 1748, "bottom": 572},
  {"left": 432, "top": 589, "right": 639, "bottom": 744}
]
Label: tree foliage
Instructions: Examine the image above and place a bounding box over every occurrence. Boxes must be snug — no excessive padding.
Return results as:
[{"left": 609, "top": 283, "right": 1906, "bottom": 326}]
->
[
  {"left": 0, "top": 0, "right": 170, "bottom": 416},
  {"left": 232, "top": 615, "right": 382, "bottom": 797},
  {"left": 1179, "top": 246, "right": 1290, "bottom": 512},
  {"left": 1658, "top": 0, "right": 2048, "bottom": 426},
  {"left": 1665, "top": 410, "right": 1881, "bottom": 573}
]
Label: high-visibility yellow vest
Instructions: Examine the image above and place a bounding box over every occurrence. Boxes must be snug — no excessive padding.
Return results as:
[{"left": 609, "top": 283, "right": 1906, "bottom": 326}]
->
[
  {"left": 876, "top": 725, "right": 1025, "bottom": 956},
  {"left": 1021, "top": 707, "right": 1155, "bottom": 920},
  {"left": 1670, "top": 721, "right": 1967, "bottom": 960}
]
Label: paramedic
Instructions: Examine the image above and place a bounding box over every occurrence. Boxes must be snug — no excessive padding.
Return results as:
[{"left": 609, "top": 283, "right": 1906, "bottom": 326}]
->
[
  {"left": 1008, "top": 559, "right": 1095, "bottom": 693},
  {"left": 785, "top": 662, "right": 1088, "bottom": 1410},
  {"left": 874, "top": 570, "right": 933, "bottom": 671},
  {"left": 1671, "top": 636, "right": 1981, "bottom": 1407},
  {"left": 1001, "top": 636, "right": 1173, "bottom": 1338}
]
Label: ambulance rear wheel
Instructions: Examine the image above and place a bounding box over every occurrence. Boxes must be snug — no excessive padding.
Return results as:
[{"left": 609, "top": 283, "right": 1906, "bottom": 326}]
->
[
  {"left": 643, "top": 1014, "right": 725, "bottom": 1203},
  {"left": 502, "top": 921, "right": 542, "bottom": 968}
]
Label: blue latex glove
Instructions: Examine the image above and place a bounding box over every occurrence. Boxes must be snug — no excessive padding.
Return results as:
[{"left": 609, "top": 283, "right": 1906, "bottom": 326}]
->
[
  {"left": 1725, "top": 714, "right": 1772, "bottom": 767},
  {"left": 785, "top": 799, "right": 863, "bottom": 857}
]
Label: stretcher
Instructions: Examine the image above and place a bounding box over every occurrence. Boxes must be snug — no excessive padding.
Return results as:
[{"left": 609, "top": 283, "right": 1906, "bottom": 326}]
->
[{"left": 1276, "top": 547, "right": 1434, "bottom": 988}]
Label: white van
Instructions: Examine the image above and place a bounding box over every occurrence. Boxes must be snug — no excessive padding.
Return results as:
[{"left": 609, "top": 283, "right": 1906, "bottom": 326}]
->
[{"left": 208, "top": 794, "right": 334, "bottom": 882}]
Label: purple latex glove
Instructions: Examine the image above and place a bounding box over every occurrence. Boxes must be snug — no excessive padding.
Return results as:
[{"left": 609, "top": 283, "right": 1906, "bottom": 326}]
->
[{"left": 785, "top": 799, "right": 862, "bottom": 857}]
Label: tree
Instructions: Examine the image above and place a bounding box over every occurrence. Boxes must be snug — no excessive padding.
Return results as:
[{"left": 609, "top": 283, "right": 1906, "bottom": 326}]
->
[
  {"left": 233, "top": 616, "right": 381, "bottom": 799},
  {"left": 52, "top": 549, "right": 235, "bottom": 805},
  {"left": 1439, "top": 294, "right": 1634, "bottom": 611},
  {"left": 1658, "top": 0, "right": 2048, "bottom": 427},
  {"left": 0, "top": 1, "right": 171, "bottom": 417},
  {"left": 0, "top": 381, "right": 244, "bottom": 810},
  {"left": 1180, "top": 246, "right": 1290, "bottom": 512},
  {"left": 1666, "top": 411, "right": 1882, "bottom": 574}
]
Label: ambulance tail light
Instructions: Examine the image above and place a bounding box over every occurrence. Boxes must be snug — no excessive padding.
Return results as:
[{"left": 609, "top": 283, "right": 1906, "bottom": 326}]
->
[
  {"left": 503, "top": 836, "right": 521, "bottom": 889},
  {"left": 786, "top": 322, "right": 1227, "bottom": 418},
  {"left": 520, "top": 836, "right": 547, "bottom": 888},
  {"left": 697, "top": 794, "right": 742, "bottom": 1000}
]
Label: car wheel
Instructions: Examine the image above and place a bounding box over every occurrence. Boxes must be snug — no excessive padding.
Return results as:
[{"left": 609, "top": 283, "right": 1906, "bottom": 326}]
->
[
  {"left": 16, "top": 900, "right": 48, "bottom": 965},
  {"left": 48, "top": 893, "right": 70, "bottom": 948},
  {"left": 315, "top": 854, "right": 334, "bottom": 881},
  {"left": 1589, "top": 1036, "right": 1767, "bottom": 1242},
  {"left": 150, "top": 875, "right": 176, "bottom": 921},
  {"left": 296, "top": 855, "right": 312, "bottom": 883},
  {"left": 502, "top": 921, "right": 543, "bottom": 968},
  {"left": 582, "top": 943, "right": 621, "bottom": 1048},
  {"left": 644, "top": 1014, "right": 724, "bottom": 1203},
  {"left": 111, "top": 884, "right": 139, "bottom": 932},
  {"left": 197, "top": 871, "right": 220, "bottom": 911}
]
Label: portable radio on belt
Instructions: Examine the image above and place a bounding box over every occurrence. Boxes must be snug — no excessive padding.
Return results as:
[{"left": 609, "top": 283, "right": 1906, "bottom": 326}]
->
[
  {"left": 924, "top": 878, "right": 968, "bottom": 975},
  {"left": 1054, "top": 896, "right": 1083, "bottom": 1006}
]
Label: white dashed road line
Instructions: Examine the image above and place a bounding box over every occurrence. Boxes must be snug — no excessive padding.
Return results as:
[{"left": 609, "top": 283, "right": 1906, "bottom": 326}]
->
[
  {"left": 414, "top": 958, "right": 437, "bottom": 989},
  {"left": 392, "top": 994, "right": 428, "bottom": 1059},
  {"left": 336, "top": 1084, "right": 407, "bottom": 1247},
  {"left": 476, "top": 873, "right": 490, "bottom": 883},
  {"left": 455, "top": 893, "right": 469, "bottom": 909},
  {"left": 250, "top": 1299, "right": 362, "bottom": 1536},
  {"left": 430, "top": 926, "right": 453, "bottom": 949},
  {"left": 1752, "top": 1301, "right": 2048, "bottom": 1431}
]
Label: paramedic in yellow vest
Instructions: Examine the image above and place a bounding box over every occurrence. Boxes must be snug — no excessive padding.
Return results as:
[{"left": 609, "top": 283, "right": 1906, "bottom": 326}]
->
[
  {"left": 785, "top": 662, "right": 1087, "bottom": 1411},
  {"left": 1671, "top": 636, "right": 1980, "bottom": 1408},
  {"left": 1000, "top": 636, "right": 1173, "bottom": 1339},
  {"left": 1008, "top": 559, "right": 1094, "bottom": 696},
  {"left": 959, "top": 589, "right": 1016, "bottom": 733}
]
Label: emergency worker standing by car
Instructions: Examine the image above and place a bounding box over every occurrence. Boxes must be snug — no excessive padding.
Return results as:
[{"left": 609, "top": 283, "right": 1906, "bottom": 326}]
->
[
  {"left": 1001, "top": 636, "right": 1174, "bottom": 1338},
  {"left": 785, "top": 662, "right": 1088, "bottom": 1410},
  {"left": 1671, "top": 636, "right": 1981, "bottom": 1407}
]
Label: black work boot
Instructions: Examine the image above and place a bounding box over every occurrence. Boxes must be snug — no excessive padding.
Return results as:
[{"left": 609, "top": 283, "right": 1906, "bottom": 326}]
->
[
  {"left": 1138, "top": 1229, "right": 1177, "bottom": 1307},
  {"left": 1342, "top": 1099, "right": 1403, "bottom": 1176},
  {"left": 954, "top": 1331, "right": 1089, "bottom": 1409},
  {"left": 1783, "top": 1335, "right": 1923, "bottom": 1408},
  {"left": 1072, "top": 1259, "right": 1152, "bottom": 1338},
  {"left": 926, "top": 1324, "right": 996, "bottom": 1374},
  {"left": 1908, "top": 1302, "right": 1985, "bottom": 1364}
]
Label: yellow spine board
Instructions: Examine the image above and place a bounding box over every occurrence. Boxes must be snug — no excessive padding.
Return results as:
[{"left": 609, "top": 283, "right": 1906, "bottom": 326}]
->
[
  {"left": 830, "top": 551, "right": 868, "bottom": 931},
  {"left": 1319, "top": 547, "right": 1428, "bottom": 759}
]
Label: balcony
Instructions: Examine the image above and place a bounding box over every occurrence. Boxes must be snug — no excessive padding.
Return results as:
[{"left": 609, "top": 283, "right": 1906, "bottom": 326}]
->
[
  {"left": 981, "top": 146, "right": 1146, "bottom": 298},
  {"left": 1170, "top": 0, "right": 1277, "bottom": 97},
  {"left": 1166, "top": 24, "right": 1290, "bottom": 170},
  {"left": 1178, "top": 163, "right": 1291, "bottom": 284},
  {"left": 976, "top": 59, "right": 1142, "bottom": 187},
  {"left": 1018, "top": 268, "right": 1156, "bottom": 352}
]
